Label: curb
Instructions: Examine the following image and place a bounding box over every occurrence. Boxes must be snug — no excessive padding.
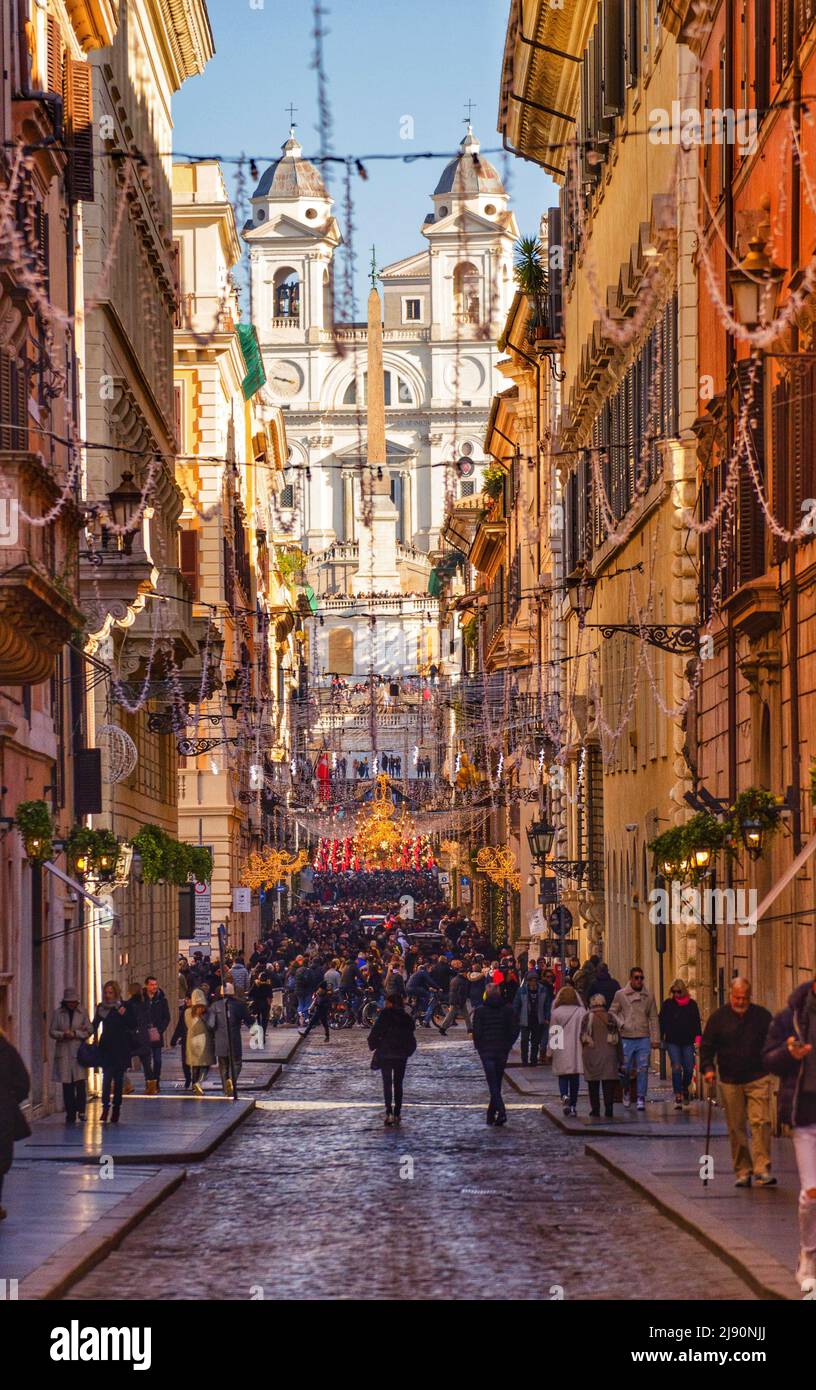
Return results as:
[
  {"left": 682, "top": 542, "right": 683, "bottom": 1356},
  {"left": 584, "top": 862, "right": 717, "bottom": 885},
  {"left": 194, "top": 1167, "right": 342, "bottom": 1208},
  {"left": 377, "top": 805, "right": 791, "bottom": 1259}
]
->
[
  {"left": 27, "top": 1097, "right": 257, "bottom": 1165},
  {"left": 585, "top": 1142, "right": 801, "bottom": 1301},
  {"left": 17, "top": 1167, "right": 186, "bottom": 1301}
]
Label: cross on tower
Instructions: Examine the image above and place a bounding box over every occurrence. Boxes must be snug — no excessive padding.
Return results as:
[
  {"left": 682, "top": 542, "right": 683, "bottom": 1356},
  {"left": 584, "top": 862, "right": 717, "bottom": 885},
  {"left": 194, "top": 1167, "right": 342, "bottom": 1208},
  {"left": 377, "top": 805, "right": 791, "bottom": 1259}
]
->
[
  {"left": 463, "top": 97, "right": 476, "bottom": 127},
  {"left": 286, "top": 101, "right": 298, "bottom": 130},
  {"left": 369, "top": 244, "right": 379, "bottom": 289}
]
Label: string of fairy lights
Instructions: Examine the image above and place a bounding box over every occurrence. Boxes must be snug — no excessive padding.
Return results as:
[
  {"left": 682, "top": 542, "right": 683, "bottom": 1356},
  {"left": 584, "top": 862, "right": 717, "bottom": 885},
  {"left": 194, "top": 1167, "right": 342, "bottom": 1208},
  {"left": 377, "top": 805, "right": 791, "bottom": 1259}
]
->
[{"left": 6, "top": 1, "right": 816, "bottom": 859}]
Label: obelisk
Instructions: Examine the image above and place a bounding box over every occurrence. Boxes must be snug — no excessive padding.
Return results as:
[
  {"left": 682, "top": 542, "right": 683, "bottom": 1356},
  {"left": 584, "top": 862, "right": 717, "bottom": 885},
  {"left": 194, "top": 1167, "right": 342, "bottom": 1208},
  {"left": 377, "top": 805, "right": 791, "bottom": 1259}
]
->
[{"left": 351, "top": 273, "right": 401, "bottom": 594}]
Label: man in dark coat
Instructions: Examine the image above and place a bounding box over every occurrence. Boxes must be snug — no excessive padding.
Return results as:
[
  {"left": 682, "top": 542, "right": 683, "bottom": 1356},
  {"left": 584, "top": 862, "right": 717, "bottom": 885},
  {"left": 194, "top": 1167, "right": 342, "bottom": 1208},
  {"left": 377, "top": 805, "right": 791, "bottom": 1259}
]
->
[
  {"left": 0, "top": 1031, "right": 30, "bottom": 1219},
  {"left": 701, "top": 977, "right": 774, "bottom": 1187},
  {"left": 472, "top": 985, "right": 520, "bottom": 1126},
  {"left": 141, "top": 976, "right": 171, "bottom": 1094},
  {"left": 591, "top": 962, "right": 620, "bottom": 1008},
  {"left": 437, "top": 962, "right": 469, "bottom": 1035},
  {"left": 763, "top": 978, "right": 816, "bottom": 1292},
  {"left": 513, "top": 971, "right": 551, "bottom": 1066},
  {"left": 298, "top": 981, "right": 333, "bottom": 1043}
]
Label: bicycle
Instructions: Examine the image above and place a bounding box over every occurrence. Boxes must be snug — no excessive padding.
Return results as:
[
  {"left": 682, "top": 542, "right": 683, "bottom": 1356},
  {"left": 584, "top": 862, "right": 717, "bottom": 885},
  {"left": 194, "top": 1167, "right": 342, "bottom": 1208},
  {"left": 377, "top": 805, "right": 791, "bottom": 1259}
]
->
[{"left": 407, "top": 987, "right": 446, "bottom": 1028}]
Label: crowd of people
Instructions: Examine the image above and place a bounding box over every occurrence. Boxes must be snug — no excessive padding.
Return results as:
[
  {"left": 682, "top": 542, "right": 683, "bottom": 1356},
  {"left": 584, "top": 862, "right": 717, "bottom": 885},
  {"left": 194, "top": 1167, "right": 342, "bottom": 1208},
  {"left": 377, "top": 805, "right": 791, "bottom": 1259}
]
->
[{"left": 0, "top": 875, "right": 814, "bottom": 1296}]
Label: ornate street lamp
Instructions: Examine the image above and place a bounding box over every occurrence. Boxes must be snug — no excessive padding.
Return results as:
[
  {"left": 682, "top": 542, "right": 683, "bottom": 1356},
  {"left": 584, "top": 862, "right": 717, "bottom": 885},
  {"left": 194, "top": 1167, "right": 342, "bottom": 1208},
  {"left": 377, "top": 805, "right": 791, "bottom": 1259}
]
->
[
  {"left": 526, "top": 816, "right": 556, "bottom": 865},
  {"left": 740, "top": 817, "right": 764, "bottom": 861},
  {"left": 107, "top": 470, "right": 142, "bottom": 554},
  {"left": 728, "top": 232, "right": 786, "bottom": 331},
  {"left": 565, "top": 563, "right": 597, "bottom": 630}
]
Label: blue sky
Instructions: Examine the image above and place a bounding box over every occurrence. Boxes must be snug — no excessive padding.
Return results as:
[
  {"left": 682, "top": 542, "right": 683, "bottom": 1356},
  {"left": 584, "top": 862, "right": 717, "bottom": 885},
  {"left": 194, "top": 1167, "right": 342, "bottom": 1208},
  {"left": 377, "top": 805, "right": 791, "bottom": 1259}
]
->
[{"left": 172, "top": 0, "right": 555, "bottom": 311}]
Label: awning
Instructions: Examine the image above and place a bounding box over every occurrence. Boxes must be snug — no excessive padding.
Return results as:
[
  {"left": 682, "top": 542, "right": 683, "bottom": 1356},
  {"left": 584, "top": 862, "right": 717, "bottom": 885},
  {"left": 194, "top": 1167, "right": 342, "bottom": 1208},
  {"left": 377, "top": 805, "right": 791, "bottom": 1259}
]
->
[
  {"left": 43, "top": 860, "right": 118, "bottom": 928},
  {"left": 237, "top": 322, "right": 266, "bottom": 400}
]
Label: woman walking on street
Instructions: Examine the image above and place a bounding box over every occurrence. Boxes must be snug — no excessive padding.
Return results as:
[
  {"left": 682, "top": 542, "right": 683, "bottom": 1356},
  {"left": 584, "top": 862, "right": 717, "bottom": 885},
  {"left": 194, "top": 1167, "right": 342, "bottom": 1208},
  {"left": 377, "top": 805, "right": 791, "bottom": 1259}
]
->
[
  {"left": 659, "top": 979, "right": 702, "bottom": 1110},
  {"left": 92, "top": 982, "right": 136, "bottom": 1123},
  {"left": 581, "top": 994, "right": 622, "bottom": 1118},
  {"left": 49, "top": 985, "right": 91, "bottom": 1122},
  {"left": 185, "top": 988, "right": 215, "bottom": 1095},
  {"left": 547, "top": 985, "right": 586, "bottom": 1117},
  {"left": 368, "top": 994, "right": 417, "bottom": 1125},
  {"left": 472, "top": 984, "right": 520, "bottom": 1126},
  {"left": 0, "top": 1027, "right": 30, "bottom": 1220}
]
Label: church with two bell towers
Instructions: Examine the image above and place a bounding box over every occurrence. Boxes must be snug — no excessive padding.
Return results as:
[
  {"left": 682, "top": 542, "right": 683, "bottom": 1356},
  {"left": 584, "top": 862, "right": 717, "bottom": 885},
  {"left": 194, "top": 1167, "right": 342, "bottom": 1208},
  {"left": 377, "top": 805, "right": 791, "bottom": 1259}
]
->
[{"left": 242, "top": 118, "right": 519, "bottom": 585}]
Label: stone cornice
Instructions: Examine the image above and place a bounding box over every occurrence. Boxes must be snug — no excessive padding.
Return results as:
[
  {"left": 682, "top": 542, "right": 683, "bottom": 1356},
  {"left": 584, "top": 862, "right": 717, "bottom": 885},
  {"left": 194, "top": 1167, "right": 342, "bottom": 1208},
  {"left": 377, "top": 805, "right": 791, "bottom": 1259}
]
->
[
  {"left": 149, "top": 0, "right": 215, "bottom": 92},
  {"left": 65, "top": 0, "right": 119, "bottom": 51}
]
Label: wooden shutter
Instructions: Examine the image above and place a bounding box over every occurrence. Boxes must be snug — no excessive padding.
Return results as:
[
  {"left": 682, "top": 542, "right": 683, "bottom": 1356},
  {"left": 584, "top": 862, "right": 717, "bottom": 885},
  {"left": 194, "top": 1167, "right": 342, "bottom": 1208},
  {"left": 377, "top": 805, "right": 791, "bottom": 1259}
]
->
[
  {"left": 179, "top": 528, "right": 199, "bottom": 599},
  {"left": 0, "top": 351, "right": 12, "bottom": 451},
  {"left": 624, "top": 0, "right": 639, "bottom": 87},
  {"left": 755, "top": 0, "right": 771, "bottom": 115},
  {"left": 46, "top": 15, "right": 64, "bottom": 97},
  {"left": 772, "top": 376, "right": 789, "bottom": 562},
  {"left": 547, "top": 206, "right": 563, "bottom": 338},
  {"left": 601, "top": 0, "right": 625, "bottom": 116},
  {"left": 736, "top": 359, "right": 767, "bottom": 585},
  {"left": 64, "top": 60, "right": 95, "bottom": 203}
]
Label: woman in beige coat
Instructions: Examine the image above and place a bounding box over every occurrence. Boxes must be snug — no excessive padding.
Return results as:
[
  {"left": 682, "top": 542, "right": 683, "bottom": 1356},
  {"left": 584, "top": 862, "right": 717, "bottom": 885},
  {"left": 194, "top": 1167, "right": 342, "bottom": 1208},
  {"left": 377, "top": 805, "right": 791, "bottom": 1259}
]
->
[
  {"left": 49, "top": 986, "right": 92, "bottom": 1123},
  {"left": 184, "top": 988, "right": 215, "bottom": 1095}
]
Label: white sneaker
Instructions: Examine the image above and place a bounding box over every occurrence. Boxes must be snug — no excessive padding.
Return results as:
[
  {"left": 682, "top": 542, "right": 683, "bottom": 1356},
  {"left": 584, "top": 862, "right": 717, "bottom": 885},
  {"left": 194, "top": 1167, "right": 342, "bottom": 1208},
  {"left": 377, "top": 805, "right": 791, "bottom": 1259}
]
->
[
  {"left": 636, "top": 1098, "right": 645, "bottom": 1111},
  {"left": 622, "top": 1094, "right": 632, "bottom": 1108}
]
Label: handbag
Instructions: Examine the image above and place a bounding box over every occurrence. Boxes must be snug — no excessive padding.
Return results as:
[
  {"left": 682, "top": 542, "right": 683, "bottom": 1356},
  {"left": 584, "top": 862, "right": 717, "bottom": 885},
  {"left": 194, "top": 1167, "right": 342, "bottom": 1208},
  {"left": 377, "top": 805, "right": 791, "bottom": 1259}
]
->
[
  {"left": 13, "top": 1106, "right": 31, "bottom": 1141},
  {"left": 148, "top": 1026, "right": 161, "bottom": 1044},
  {"left": 369, "top": 1050, "right": 382, "bottom": 1071},
  {"left": 77, "top": 1038, "right": 101, "bottom": 1068}
]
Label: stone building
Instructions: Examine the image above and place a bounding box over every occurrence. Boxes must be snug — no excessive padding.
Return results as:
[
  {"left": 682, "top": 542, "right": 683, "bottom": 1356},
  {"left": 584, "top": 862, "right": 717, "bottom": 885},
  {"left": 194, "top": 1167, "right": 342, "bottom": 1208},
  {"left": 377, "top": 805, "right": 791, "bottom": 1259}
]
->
[
  {"left": 173, "top": 159, "right": 294, "bottom": 958},
  {"left": 0, "top": 0, "right": 105, "bottom": 1109},
  {"left": 496, "top": 0, "right": 699, "bottom": 992},
  {"left": 242, "top": 123, "right": 518, "bottom": 560},
  {"left": 77, "top": 1, "right": 213, "bottom": 1009}
]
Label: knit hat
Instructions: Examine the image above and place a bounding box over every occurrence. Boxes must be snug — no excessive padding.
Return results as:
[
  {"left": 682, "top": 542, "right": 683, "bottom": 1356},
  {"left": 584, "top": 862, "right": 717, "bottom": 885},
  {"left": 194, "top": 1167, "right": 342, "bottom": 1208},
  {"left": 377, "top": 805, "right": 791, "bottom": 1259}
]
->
[{"left": 63, "top": 985, "right": 79, "bottom": 1000}]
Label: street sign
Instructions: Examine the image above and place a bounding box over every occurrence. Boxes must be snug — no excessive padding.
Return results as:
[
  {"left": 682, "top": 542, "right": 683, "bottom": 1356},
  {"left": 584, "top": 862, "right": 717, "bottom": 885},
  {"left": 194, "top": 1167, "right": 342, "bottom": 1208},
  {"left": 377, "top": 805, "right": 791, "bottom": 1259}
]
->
[
  {"left": 538, "top": 938, "right": 578, "bottom": 956},
  {"left": 232, "top": 886, "right": 251, "bottom": 913},
  {"left": 549, "top": 905, "right": 573, "bottom": 939},
  {"left": 527, "top": 908, "right": 545, "bottom": 935},
  {"left": 398, "top": 894, "right": 415, "bottom": 919},
  {"left": 460, "top": 883, "right": 471, "bottom": 904},
  {"left": 460, "top": 875, "right": 471, "bottom": 886},
  {"left": 538, "top": 876, "right": 558, "bottom": 905},
  {"left": 438, "top": 871, "right": 450, "bottom": 888},
  {"left": 193, "top": 878, "right": 211, "bottom": 943}
]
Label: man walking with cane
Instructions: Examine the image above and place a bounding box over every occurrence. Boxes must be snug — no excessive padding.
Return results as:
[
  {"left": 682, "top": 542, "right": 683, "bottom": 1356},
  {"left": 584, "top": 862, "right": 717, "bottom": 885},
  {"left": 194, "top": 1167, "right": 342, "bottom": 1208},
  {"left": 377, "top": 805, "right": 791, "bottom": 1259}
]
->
[{"left": 700, "top": 977, "right": 775, "bottom": 1188}]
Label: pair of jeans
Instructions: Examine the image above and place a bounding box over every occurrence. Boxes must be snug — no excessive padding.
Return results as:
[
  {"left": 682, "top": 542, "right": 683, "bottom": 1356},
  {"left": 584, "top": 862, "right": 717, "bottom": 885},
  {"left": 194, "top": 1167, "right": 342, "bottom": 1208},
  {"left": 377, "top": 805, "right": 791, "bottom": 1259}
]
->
[
  {"left": 62, "top": 1079, "right": 86, "bottom": 1121},
  {"left": 101, "top": 1067, "right": 125, "bottom": 1112},
  {"left": 302, "top": 1008, "right": 330, "bottom": 1040},
  {"left": 296, "top": 993, "right": 313, "bottom": 1024},
  {"left": 558, "top": 1073, "right": 580, "bottom": 1108},
  {"left": 520, "top": 1023, "right": 544, "bottom": 1064},
  {"left": 666, "top": 1042, "right": 695, "bottom": 1097},
  {"left": 792, "top": 1123, "right": 816, "bottom": 1278},
  {"left": 587, "top": 1079, "right": 616, "bottom": 1115},
  {"left": 622, "top": 1036, "right": 652, "bottom": 1100},
  {"left": 381, "top": 1059, "right": 407, "bottom": 1115},
  {"left": 480, "top": 1055, "right": 507, "bottom": 1115},
  {"left": 143, "top": 1042, "right": 163, "bottom": 1083}
]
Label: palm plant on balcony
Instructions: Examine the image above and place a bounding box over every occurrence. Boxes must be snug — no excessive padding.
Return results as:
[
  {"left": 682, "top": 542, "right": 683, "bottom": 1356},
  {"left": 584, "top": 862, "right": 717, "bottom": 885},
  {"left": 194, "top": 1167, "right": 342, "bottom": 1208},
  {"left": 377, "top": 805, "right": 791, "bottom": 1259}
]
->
[{"left": 513, "top": 235, "right": 549, "bottom": 341}]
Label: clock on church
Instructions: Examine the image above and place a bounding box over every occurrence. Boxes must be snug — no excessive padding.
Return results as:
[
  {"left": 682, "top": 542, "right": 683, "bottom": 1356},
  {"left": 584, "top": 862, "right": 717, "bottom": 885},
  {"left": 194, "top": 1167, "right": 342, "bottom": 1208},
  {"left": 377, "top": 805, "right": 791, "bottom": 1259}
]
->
[{"left": 268, "top": 360, "right": 302, "bottom": 400}]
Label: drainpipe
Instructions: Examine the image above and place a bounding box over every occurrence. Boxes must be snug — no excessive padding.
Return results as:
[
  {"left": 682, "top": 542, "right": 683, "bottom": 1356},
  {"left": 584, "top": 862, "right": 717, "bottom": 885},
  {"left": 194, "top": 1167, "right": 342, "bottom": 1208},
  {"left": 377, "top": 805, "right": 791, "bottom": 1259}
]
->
[{"left": 789, "top": 46, "right": 803, "bottom": 852}]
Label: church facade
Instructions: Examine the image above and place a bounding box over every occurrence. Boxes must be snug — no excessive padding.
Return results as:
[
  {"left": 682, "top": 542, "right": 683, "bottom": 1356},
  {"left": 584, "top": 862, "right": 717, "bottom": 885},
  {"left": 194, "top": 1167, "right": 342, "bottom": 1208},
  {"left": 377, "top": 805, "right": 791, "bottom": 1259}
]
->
[{"left": 242, "top": 125, "right": 519, "bottom": 565}]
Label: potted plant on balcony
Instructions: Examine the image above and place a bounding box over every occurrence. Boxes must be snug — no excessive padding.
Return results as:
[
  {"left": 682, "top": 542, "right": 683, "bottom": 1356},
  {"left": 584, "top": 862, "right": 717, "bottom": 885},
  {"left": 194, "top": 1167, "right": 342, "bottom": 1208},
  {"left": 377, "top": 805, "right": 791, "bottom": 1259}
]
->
[
  {"left": 14, "top": 800, "right": 55, "bottom": 862},
  {"left": 648, "top": 812, "right": 729, "bottom": 884},
  {"left": 513, "top": 234, "right": 549, "bottom": 341},
  {"left": 482, "top": 464, "right": 506, "bottom": 502}
]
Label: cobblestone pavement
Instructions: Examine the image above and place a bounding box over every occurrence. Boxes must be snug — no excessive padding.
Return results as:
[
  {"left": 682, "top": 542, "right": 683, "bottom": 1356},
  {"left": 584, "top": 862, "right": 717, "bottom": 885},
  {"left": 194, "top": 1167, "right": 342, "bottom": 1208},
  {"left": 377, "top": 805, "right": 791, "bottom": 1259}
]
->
[{"left": 70, "top": 1028, "right": 755, "bottom": 1301}]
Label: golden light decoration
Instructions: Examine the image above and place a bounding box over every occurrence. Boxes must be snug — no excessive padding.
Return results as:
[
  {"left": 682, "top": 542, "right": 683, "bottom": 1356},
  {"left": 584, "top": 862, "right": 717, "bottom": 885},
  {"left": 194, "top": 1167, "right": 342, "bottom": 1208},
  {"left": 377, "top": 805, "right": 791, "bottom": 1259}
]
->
[
  {"left": 476, "top": 844, "right": 521, "bottom": 893},
  {"left": 240, "top": 847, "right": 309, "bottom": 890},
  {"left": 440, "top": 838, "right": 462, "bottom": 869},
  {"left": 353, "top": 773, "right": 413, "bottom": 868}
]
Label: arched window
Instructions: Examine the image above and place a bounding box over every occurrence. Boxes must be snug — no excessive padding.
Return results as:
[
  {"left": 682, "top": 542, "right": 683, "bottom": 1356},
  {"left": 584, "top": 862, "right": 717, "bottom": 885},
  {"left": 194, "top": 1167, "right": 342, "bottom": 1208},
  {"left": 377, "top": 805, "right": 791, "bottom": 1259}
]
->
[
  {"left": 453, "top": 261, "right": 480, "bottom": 324},
  {"left": 342, "top": 373, "right": 412, "bottom": 407},
  {"left": 273, "top": 267, "right": 300, "bottom": 323},
  {"left": 328, "top": 627, "right": 354, "bottom": 675},
  {"left": 343, "top": 378, "right": 357, "bottom": 405}
]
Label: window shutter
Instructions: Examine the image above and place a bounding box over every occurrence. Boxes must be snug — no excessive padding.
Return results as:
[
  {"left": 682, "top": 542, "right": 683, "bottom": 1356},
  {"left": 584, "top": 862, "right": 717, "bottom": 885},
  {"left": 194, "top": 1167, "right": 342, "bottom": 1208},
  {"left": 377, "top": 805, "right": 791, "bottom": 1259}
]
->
[
  {"left": 601, "top": 0, "right": 625, "bottom": 116},
  {"left": 624, "top": 0, "right": 639, "bottom": 87},
  {"left": 626, "top": 365, "right": 636, "bottom": 513},
  {"left": 772, "top": 376, "right": 789, "bottom": 561},
  {"left": 755, "top": 1, "right": 771, "bottom": 114},
  {"left": 736, "top": 359, "right": 766, "bottom": 585},
  {"left": 639, "top": 341, "right": 651, "bottom": 492},
  {"left": 547, "top": 206, "right": 563, "bottom": 338},
  {"left": 64, "top": 60, "right": 95, "bottom": 203},
  {"left": 0, "top": 351, "right": 12, "bottom": 451},
  {"left": 46, "top": 15, "right": 64, "bottom": 97},
  {"left": 179, "top": 529, "right": 199, "bottom": 599}
]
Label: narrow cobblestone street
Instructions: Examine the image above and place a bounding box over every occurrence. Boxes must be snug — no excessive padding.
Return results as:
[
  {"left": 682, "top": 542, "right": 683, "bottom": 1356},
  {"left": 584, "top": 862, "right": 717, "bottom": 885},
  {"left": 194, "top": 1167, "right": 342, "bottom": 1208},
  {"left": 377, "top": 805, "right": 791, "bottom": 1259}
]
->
[{"left": 70, "top": 1029, "right": 755, "bottom": 1301}]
